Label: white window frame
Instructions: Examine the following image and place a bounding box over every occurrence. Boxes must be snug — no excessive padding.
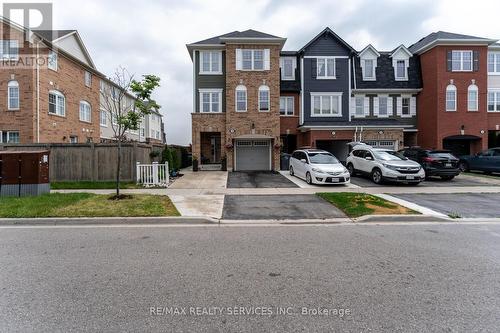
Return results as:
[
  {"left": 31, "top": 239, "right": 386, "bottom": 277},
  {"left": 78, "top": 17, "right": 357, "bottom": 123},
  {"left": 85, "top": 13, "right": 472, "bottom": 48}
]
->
[
  {"left": 355, "top": 96, "right": 364, "bottom": 117},
  {"left": 1, "top": 130, "right": 20, "bottom": 143},
  {"left": 199, "top": 50, "right": 222, "bottom": 75},
  {"left": 7, "top": 80, "right": 19, "bottom": 110},
  {"left": 237, "top": 49, "right": 270, "bottom": 71},
  {"left": 451, "top": 50, "right": 473, "bottom": 72},
  {"left": 467, "top": 84, "right": 478, "bottom": 111},
  {"left": 48, "top": 90, "right": 65, "bottom": 116},
  {"left": 199, "top": 89, "right": 222, "bottom": 113},
  {"left": 395, "top": 59, "right": 408, "bottom": 80},
  {"left": 311, "top": 92, "right": 342, "bottom": 117},
  {"left": 446, "top": 84, "right": 457, "bottom": 112},
  {"left": 48, "top": 50, "right": 58, "bottom": 71},
  {"left": 488, "top": 52, "right": 500, "bottom": 74},
  {"left": 0, "top": 40, "right": 19, "bottom": 60},
  {"left": 85, "top": 71, "right": 92, "bottom": 87},
  {"left": 401, "top": 96, "right": 411, "bottom": 116},
  {"left": 100, "top": 110, "right": 107, "bottom": 127},
  {"left": 79, "top": 100, "right": 91, "bottom": 123},
  {"left": 487, "top": 90, "right": 500, "bottom": 112},
  {"left": 280, "top": 57, "right": 296, "bottom": 80},
  {"left": 362, "top": 59, "right": 376, "bottom": 80},
  {"left": 316, "top": 57, "right": 336, "bottom": 79},
  {"left": 280, "top": 96, "right": 294, "bottom": 116},
  {"left": 258, "top": 85, "right": 270, "bottom": 112},
  {"left": 378, "top": 95, "right": 389, "bottom": 117},
  {"left": 235, "top": 85, "right": 247, "bottom": 112}
]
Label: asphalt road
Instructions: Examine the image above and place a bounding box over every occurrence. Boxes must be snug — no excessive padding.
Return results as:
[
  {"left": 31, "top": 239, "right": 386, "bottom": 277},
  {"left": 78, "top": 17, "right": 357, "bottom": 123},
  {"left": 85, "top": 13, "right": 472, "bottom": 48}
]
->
[{"left": 1, "top": 223, "right": 500, "bottom": 332}]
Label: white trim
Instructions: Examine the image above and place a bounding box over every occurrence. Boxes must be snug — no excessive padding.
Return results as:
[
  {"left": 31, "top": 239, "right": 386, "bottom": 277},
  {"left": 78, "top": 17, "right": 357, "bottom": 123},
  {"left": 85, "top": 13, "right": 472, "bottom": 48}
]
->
[
  {"left": 280, "top": 56, "right": 296, "bottom": 80},
  {"left": 451, "top": 50, "right": 473, "bottom": 72},
  {"left": 467, "top": 84, "right": 479, "bottom": 111},
  {"left": 352, "top": 88, "right": 422, "bottom": 93},
  {"left": 48, "top": 90, "right": 66, "bottom": 116},
  {"left": 235, "top": 85, "right": 247, "bottom": 112},
  {"left": 280, "top": 96, "right": 294, "bottom": 116},
  {"left": 361, "top": 58, "right": 376, "bottom": 81},
  {"left": 48, "top": 50, "right": 58, "bottom": 71},
  {"left": 7, "top": 80, "right": 19, "bottom": 110},
  {"left": 315, "top": 57, "right": 336, "bottom": 79},
  {"left": 258, "top": 85, "right": 270, "bottom": 112},
  {"left": 446, "top": 84, "right": 457, "bottom": 112},
  {"left": 310, "top": 92, "right": 343, "bottom": 117},
  {"left": 99, "top": 109, "right": 108, "bottom": 127},
  {"left": 237, "top": 49, "right": 270, "bottom": 71},
  {"left": 192, "top": 50, "right": 196, "bottom": 112},
  {"left": 412, "top": 39, "right": 497, "bottom": 55},
  {"left": 303, "top": 56, "right": 349, "bottom": 59},
  {"left": 389, "top": 44, "right": 413, "bottom": 58},
  {"left": 300, "top": 57, "right": 304, "bottom": 125},
  {"left": 487, "top": 89, "right": 500, "bottom": 112},
  {"left": 400, "top": 95, "right": 412, "bottom": 118},
  {"left": 487, "top": 51, "right": 500, "bottom": 74},
  {"left": 199, "top": 88, "right": 223, "bottom": 113},
  {"left": 348, "top": 57, "right": 352, "bottom": 122},
  {"left": 79, "top": 100, "right": 92, "bottom": 123}
]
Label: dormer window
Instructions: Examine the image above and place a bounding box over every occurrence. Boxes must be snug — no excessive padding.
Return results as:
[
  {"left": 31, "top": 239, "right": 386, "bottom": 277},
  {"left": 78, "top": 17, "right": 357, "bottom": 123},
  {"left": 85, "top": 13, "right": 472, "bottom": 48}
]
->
[
  {"left": 395, "top": 60, "right": 406, "bottom": 79},
  {"left": 359, "top": 45, "right": 380, "bottom": 81},
  {"left": 363, "top": 59, "right": 375, "bottom": 80},
  {"left": 390, "top": 45, "right": 412, "bottom": 81}
]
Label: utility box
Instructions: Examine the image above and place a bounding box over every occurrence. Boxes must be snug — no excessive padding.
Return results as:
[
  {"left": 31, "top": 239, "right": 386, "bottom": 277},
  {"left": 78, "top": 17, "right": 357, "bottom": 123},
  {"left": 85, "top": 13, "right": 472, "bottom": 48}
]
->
[{"left": 0, "top": 151, "right": 50, "bottom": 197}]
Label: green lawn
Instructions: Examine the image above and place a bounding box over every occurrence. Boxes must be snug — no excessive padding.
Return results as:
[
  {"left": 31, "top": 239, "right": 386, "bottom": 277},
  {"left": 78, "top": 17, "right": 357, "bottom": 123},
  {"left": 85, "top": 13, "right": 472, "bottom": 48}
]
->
[
  {"left": 317, "top": 192, "right": 417, "bottom": 218},
  {"left": 0, "top": 193, "right": 180, "bottom": 218},
  {"left": 50, "top": 181, "right": 143, "bottom": 190}
]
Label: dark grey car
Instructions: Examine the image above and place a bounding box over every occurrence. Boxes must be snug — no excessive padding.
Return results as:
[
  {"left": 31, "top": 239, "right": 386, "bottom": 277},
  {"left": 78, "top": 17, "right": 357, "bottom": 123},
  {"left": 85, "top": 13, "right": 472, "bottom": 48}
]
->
[{"left": 459, "top": 148, "right": 500, "bottom": 174}]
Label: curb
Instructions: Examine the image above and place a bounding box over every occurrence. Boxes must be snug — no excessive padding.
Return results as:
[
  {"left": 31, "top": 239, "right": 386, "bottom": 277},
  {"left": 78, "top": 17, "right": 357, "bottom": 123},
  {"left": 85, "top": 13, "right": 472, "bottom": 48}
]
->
[
  {"left": 219, "top": 218, "right": 352, "bottom": 224},
  {"left": 354, "top": 214, "right": 451, "bottom": 223},
  {"left": 0, "top": 216, "right": 218, "bottom": 226}
]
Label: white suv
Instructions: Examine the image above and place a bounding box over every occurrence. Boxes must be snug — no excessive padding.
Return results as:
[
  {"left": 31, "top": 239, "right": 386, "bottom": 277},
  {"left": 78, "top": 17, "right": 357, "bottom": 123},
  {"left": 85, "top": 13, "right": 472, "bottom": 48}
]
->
[
  {"left": 346, "top": 145, "right": 425, "bottom": 185},
  {"left": 289, "top": 149, "right": 350, "bottom": 185}
]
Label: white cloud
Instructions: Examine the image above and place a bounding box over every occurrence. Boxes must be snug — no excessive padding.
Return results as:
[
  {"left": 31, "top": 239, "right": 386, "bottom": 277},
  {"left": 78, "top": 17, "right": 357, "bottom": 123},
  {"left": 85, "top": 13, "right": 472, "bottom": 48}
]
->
[{"left": 6, "top": 0, "right": 498, "bottom": 144}]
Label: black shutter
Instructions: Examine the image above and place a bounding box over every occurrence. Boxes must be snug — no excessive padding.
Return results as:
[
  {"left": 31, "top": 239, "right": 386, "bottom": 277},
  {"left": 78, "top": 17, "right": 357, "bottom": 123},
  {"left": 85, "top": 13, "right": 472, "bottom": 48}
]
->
[
  {"left": 473, "top": 51, "right": 479, "bottom": 72},
  {"left": 446, "top": 51, "right": 452, "bottom": 71},
  {"left": 311, "top": 59, "right": 317, "bottom": 79}
]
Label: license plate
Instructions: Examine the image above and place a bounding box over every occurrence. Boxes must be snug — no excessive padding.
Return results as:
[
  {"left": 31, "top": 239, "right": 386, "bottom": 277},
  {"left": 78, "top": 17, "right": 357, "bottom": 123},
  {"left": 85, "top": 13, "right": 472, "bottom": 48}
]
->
[
  {"left": 329, "top": 178, "right": 339, "bottom": 183},
  {"left": 445, "top": 163, "right": 452, "bottom": 168},
  {"left": 406, "top": 175, "right": 415, "bottom": 180}
]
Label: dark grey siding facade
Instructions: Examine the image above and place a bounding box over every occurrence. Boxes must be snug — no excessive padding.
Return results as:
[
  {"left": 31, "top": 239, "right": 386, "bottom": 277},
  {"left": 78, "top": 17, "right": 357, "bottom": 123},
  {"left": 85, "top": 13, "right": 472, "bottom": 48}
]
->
[
  {"left": 301, "top": 34, "right": 352, "bottom": 125},
  {"left": 194, "top": 50, "right": 226, "bottom": 113}
]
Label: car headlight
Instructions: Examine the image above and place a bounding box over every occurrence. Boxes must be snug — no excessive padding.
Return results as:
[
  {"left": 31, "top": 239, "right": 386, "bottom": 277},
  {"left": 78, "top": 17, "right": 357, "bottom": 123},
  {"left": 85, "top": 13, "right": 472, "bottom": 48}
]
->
[
  {"left": 382, "top": 164, "right": 398, "bottom": 171},
  {"left": 311, "top": 167, "right": 323, "bottom": 173}
]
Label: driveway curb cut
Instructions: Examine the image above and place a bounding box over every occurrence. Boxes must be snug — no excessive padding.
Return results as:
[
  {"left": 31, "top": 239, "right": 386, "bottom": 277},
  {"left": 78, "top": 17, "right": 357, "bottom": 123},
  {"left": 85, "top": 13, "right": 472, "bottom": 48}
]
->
[
  {"left": 219, "top": 218, "right": 352, "bottom": 224},
  {"left": 354, "top": 214, "right": 451, "bottom": 223}
]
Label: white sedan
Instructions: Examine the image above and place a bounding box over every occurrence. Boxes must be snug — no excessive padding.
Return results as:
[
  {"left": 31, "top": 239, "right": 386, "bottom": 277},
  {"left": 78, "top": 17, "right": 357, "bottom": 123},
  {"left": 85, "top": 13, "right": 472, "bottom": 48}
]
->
[{"left": 289, "top": 149, "right": 350, "bottom": 185}]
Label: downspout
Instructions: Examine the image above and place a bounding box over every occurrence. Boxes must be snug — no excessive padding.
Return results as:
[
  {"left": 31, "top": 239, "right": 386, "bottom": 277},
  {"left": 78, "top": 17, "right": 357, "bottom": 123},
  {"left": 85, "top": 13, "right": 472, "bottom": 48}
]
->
[
  {"left": 354, "top": 126, "right": 358, "bottom": 142},
  {"left": 36, "top": 39, "right": 40, "bottom": 143},
  {"left": 360, "top": 126, "right": 364, "bottom": 142}
]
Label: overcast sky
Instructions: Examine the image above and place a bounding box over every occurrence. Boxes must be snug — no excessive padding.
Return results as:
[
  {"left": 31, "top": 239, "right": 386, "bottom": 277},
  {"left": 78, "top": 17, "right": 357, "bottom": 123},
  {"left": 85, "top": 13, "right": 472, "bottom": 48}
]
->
[{"left": 5, "top": 0, "right": 500, "bottom": 145}]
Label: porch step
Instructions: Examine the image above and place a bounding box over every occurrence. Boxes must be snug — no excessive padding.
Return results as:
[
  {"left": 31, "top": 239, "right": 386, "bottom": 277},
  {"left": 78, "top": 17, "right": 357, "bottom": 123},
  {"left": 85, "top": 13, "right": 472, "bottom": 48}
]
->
[{"left": 199, "top": 164, "right": 222, "bottom": 171}]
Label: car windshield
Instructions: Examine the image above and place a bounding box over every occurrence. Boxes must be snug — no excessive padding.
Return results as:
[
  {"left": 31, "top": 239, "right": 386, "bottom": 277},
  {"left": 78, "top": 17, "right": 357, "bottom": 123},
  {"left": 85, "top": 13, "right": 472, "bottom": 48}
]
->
[
  {"left": 429, "top": 152, "right": 457, "bottom": 159},
  {"left": 373, "top": 150, "right": 406, "bottom": 161},
  {"left": 308, "top": 153, "right": 339, "bottom": 164}
]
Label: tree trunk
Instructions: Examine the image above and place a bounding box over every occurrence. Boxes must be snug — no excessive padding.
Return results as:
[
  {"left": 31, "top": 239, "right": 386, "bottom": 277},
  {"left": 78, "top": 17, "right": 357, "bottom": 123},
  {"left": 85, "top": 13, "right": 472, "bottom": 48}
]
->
[{"left": 116, "top": 139, "right": 122, "bottom": 197}]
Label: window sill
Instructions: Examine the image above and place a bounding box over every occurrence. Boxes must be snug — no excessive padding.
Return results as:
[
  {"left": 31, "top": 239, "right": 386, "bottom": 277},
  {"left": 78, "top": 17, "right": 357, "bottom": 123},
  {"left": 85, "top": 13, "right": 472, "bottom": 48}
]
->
[
  {"left": 7, "top": 108, "right": 20, "bottom": 111},
  {"left": 445, "top": 110, "right": 457, "bottom": 112},
  {"left": 280, "top": 114, "right": 296, "bottom": 117},
  {"left": 316, "top": 77, "right": 336, "bottom": 80},
  {"left": 80, "top": 120, "right": 92, "bottom": 124},
  {"left": 199, "top": 72, "right": 223, "bottom": 75},
  {"left": 199, "top": 112, "right": 223, "bottom": 114},
  {"left": 311, "top": 114, "right": 343, "bottom": 117},
  {"left": 259, "top": 110, "right": 270, "bottom": 112},
  {"left": 281, "top": 77, "right": 295, "bottom": 81},
  {"left": 100, "top": 124, "right": 108, "bottom": 128},
  {"left": 487, "top": 110, "right": 500, "bottom": 113},
  {"left": 48, "top": 113, "right": 66, "bottom": 118},
  {"left": 362, "top": 77, "right": 376, "bottom": 81},
  {"left": 395, "top": 78, "right": 408, "bottom": 81},
  {"left": 488, "top": 72, "right": 500, "bottom": 76},
  {"left": 235, "top": 110, "right": 247, "bottom": 113},
  {"left": 48, "top": 67, "right": 58, "bottom": 72},
  {"left": 451, "top": 70, "right": 473, "bottom": 73}
]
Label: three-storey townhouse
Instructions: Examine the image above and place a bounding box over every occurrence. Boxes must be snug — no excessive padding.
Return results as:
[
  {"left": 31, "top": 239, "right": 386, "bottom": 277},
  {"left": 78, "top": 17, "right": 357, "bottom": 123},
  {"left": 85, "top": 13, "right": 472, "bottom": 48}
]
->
[
  {"left": 487, "top": 43, "right": 500, "bottom": 148},
  {"left": 187, "top": 30, "right": 286, "bottom": 171},
  {"left": 409, "top": 31, "right": 498, "bottom": 156}
]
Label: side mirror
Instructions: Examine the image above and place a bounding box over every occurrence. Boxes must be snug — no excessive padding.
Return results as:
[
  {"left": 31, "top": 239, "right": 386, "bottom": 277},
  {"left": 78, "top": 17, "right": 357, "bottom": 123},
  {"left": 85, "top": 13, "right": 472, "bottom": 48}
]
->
[
  {"left": 365, "top": 156, "right": 373, "bottom": 161},
  {"left": 300, "top": 158, "right": 307, "bottom": 163}
]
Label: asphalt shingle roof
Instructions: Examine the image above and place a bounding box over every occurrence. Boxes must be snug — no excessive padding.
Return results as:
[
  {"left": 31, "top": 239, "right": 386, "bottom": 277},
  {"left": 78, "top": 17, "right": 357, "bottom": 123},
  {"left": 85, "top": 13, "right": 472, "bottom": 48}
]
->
[
  {"left": 192, "top": 29, "right": 283, "bottom": 45},
  {"left": 34, "top": 30, "right": 76, "bottom": 42},
  {"left": 408, "top": 31, "right": 492, "bottom": 53}
]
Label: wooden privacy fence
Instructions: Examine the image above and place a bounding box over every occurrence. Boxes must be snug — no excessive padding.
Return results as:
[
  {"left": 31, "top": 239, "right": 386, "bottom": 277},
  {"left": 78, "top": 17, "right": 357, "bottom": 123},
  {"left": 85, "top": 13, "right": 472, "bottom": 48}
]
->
[
  {"left": 136, "top": 162, "right": 169, "bottom": 187},
  {"left": 0, "top": 143, "right": 165, "bottom": 182}
]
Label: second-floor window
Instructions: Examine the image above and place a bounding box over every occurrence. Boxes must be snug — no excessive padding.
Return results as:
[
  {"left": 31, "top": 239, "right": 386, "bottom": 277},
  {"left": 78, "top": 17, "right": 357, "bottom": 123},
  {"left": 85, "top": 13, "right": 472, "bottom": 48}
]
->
[
  {"left": 378, "top": 96, "right": 389, "bottom": 116},
  {"left": 446, "top": 85, "right": 457, "bottom": 111},
  {"left": 258, "top": 85, "right": 270, "bottom": 111},
  {"left": 355, "top": 97, "right": 364, "bottom": 116},
  {"left": 235, "top": 85, "right": 247, "bottom": 112},
  {"left": 0, "top": 40, "right": 19, "bottom": 60},
  {"left": 280, "top": 96, "right": 294, "bottom": 116},
  {"left": 488, "top": 52, "right": 500, "bottom": 74},
  {"left": 100, "top": 110, "right": 107, "bottom": 126},
  {"left": 236, "top": 49, "right": 270, "bottom": 71},
  {"left": 199, "top": 89, "right": 222, "bottom": 113},
  {"left": 79, "top": 101, "right": 91, "bottom": 122},
  {"left": 200, "top": 51, "right": 222, "bottom": 74},
  {"left": 280, "top": 57, "right": 296, "bottom": 80},
  {"left": 468, "top": 84, "right": 478, "bottom": 111},
  {"left": 85, "top": 71, "right": 92, "bottom": 87},
  {"left": 402, "top": 97, "right": 410, "bottom": 115},
  {"left": 311, "top": 93, "right": 342, "bottom": 117},
  {"left": 317, "top": 58, "right": 335, "bottom": 79},
  {"left": 48, "top": 51, "right": 58, "bottom": 71},
  {"left": 7, "top": 80, "right": 19, "bottom": 110},
  {"left": 49, "top": 90, "right": 65, "bottom": 116},
  {"left": 488, "top": 91, "right": 500, "bottom": 112},
  {"left": 451, "top": 50, "right": 472, "bottom": 72}
]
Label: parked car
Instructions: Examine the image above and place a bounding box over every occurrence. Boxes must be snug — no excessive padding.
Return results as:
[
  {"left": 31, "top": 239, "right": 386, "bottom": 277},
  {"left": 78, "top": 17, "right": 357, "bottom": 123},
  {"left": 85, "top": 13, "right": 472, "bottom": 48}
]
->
[
  {"left": 289, "top": 149, "right": 350, "bottom": 185},
  {"left": 399, "top": 147, "right": 460, "bottom": 180},
  {"left": 458, "top": 148, "right": 500, "bottom": 174},
  {"left": 346, "top": 144, "right": 425, "bottom": 185}
]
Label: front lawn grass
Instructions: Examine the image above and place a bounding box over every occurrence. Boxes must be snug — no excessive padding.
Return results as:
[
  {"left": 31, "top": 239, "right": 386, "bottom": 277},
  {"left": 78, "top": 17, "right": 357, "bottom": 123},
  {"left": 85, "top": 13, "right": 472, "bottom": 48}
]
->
[
  {"left": 50, "top": 181, "right": 143, "bottom": 190},
  {"left": 0, "top": 193, "right": 180, "bottom": 218},
  {"left": 317, "top": 192, "right": 417, "bottom": 218}
]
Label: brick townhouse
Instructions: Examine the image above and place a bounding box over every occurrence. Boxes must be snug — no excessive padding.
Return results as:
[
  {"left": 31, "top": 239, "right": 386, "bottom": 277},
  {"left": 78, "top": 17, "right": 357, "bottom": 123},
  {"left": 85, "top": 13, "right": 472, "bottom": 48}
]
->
[
  {"left": 0, "top": 17, "right": 165, "bottom": 145},
  {"left": 188, "top": 28, "right": 499, "bottom": 171}
]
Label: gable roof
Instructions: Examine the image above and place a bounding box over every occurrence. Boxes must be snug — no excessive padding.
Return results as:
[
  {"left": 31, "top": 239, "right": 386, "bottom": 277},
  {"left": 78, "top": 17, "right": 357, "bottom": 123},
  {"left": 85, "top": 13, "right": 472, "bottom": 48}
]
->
[
  {"left": 389, "top": 44, "right": 412, "bottom": 58},
  {"left": 359, "top": 44, "right": 380, "bottom": 58},
  {"left": 299, "top": 27, "right": 356, "bottom": 54},
  {"left": 33, "top": 30, "right": 76, "bottom": 42},
  {"left": 409, "top": 31, "right": 497, "bottom": 54},
  {"left": 190, "top": 29, "right": 283, "bottom": 45}
]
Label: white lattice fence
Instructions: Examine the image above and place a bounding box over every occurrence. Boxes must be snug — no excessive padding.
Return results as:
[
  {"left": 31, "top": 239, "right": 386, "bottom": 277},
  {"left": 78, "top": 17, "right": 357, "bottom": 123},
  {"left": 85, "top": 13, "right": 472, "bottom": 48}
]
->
[{"left": 136, "top": 162, "right": 169, "bottom": 187}]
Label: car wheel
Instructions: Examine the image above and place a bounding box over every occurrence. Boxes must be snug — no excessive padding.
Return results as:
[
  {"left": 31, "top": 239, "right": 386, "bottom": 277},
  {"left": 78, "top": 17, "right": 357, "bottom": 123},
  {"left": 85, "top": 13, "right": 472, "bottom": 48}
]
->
[
  {"left": 441, "top": 175, "right": 455, "bottom": 180},
  {"left": 371, "top": 168, "right": 383, "bottom": 185},
  {"left": 306, "top": 172, "right": 313, "bottom": 185},
  {"left": 289, "top": 166, "right": 294, "bottom": 176},
  {"left": 347, "top": 163, "right": 356, "bottom": 176},
  {"left": 458, "top": 161, "right": 469, "bottom": 172}
]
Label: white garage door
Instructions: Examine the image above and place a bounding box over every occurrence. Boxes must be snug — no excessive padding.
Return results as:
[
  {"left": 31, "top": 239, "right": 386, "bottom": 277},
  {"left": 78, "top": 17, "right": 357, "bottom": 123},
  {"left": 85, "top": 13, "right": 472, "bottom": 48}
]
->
[
  {"left": 235, "top": 140, "right": 271, "bottom": 171},
  {"left": 365, "top": 140, "right": 397, "bottom": 150}
]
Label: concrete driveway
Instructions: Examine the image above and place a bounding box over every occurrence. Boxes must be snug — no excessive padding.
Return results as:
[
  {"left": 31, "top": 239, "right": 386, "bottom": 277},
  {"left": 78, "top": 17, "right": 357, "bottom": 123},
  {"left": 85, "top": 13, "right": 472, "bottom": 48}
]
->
[
  {"left": 394, "top": 193, "right": 500, "bottom": 218},
  {"left": 169, "top": 170, "right": 227, "bottom": 189},
  {"left": 350, "top": 173, "right": 500, "bottom": 188},
  {"left": 227, "top": 171, "right": 298, "bottom": 188},
  {"left": 222, "top": 194, "right": 346, "bottom": 220}
]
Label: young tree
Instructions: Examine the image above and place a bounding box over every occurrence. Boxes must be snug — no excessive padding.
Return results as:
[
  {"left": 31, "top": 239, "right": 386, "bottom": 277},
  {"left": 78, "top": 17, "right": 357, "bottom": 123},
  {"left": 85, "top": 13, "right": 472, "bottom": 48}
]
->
[{"left": 100, "top": 67, "right": 161, "bottom": 198}]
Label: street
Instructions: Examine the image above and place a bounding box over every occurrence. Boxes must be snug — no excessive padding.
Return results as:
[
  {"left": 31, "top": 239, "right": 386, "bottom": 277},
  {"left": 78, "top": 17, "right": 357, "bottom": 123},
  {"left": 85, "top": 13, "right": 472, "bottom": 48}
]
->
[{"left": 1, "top": 223, "right": 500, "bottom": 332}]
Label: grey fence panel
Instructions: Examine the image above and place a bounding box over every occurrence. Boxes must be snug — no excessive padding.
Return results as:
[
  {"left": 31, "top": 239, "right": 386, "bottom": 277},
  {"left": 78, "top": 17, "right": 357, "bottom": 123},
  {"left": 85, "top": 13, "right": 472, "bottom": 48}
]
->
[{"left": 0, "top": 143, "right": 164, "bottom": 182}]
